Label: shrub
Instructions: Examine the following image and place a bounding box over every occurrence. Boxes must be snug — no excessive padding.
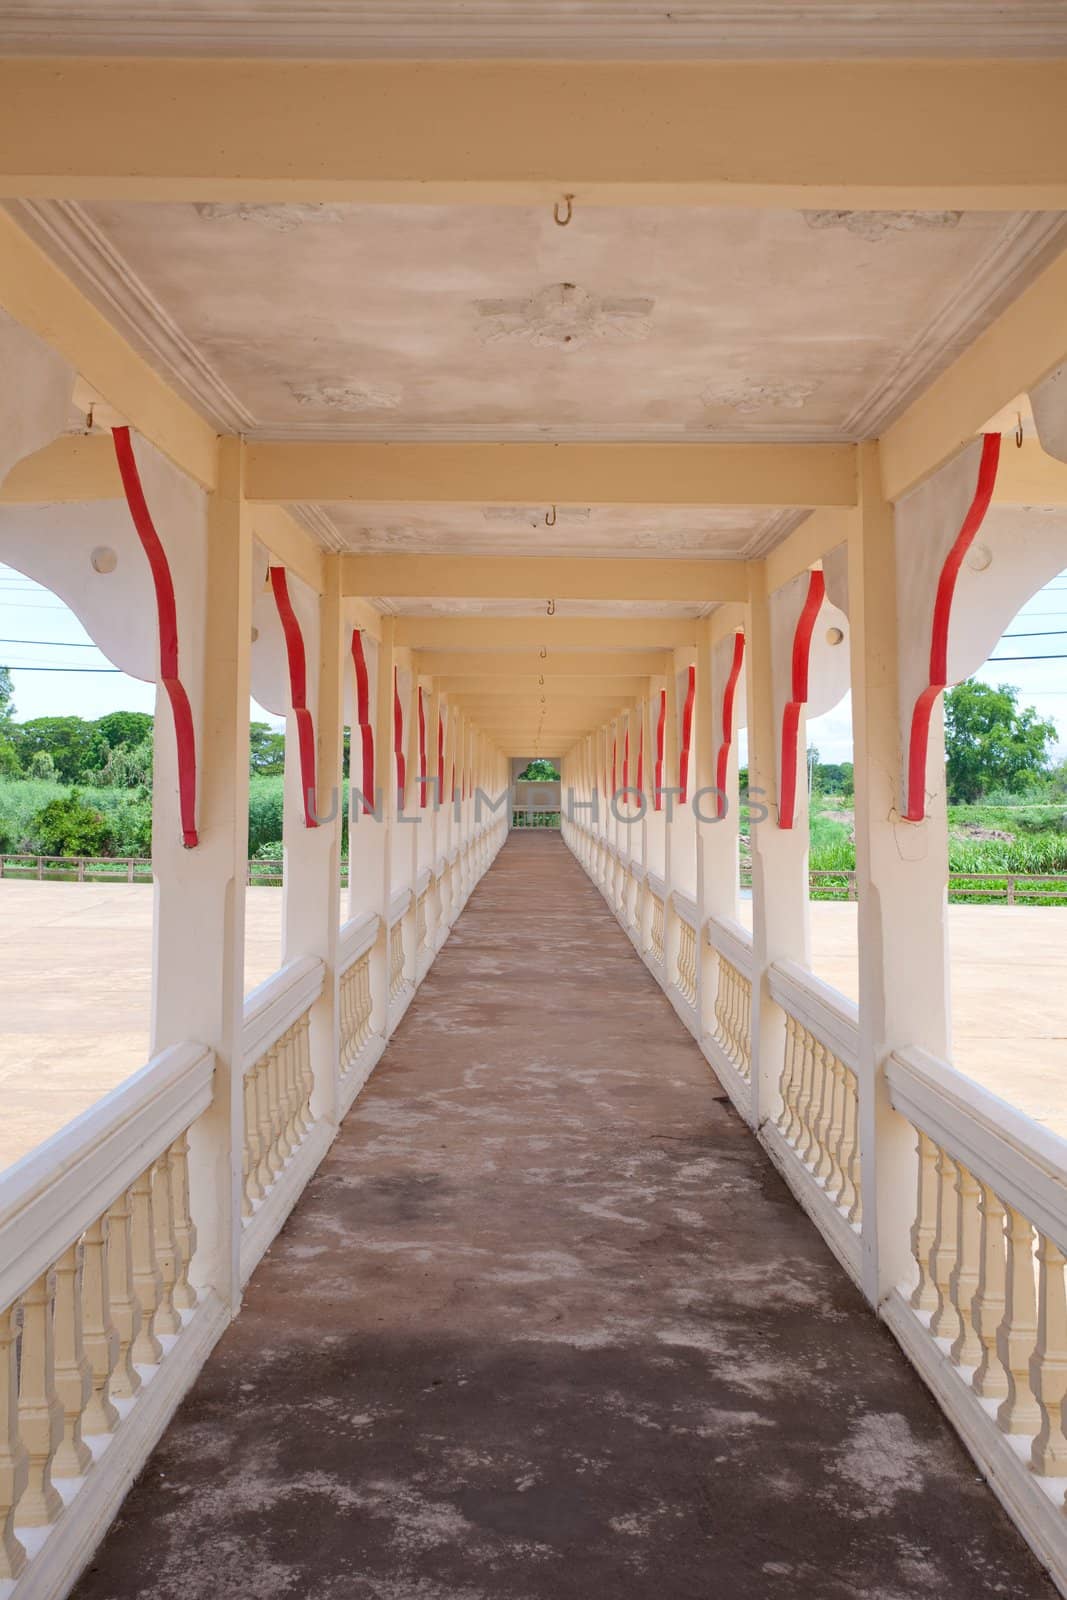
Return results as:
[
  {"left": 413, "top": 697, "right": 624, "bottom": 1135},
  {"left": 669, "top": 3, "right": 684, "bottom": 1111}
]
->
[{"left": 28, "top": 789, "right": 113, "bottom": 857}]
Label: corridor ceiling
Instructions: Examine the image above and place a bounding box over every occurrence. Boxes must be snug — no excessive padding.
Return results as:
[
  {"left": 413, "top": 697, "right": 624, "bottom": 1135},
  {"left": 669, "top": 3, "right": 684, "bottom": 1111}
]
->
[{"left": 4, "top": 2, "right": 1067, "bottom": 752}]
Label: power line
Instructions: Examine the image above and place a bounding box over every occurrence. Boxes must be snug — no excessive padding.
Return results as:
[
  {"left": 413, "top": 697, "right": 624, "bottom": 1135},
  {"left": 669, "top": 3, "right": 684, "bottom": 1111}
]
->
[
  {"left": 988, "top": 654, "right": 1067, "bottom": 662},
  {"left": 4, "top": 665, "right": 123, "bottom": 674},
  {"left": 1002, "top": 630, "right": 1067, "bottom": 639},
  {"left": 0, "top": 637, "right": 100, "bottom": 648}
]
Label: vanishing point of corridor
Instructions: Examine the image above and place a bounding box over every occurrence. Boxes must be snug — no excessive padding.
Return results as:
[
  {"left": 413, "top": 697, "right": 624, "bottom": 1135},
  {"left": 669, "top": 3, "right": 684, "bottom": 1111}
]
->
[{"left": 71, "top": 836, "right": 1052, "bottom": 1600}]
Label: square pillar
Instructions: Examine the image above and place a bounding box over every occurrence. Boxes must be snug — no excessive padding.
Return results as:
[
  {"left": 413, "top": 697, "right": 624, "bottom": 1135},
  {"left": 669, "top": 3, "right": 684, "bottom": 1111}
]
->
[
  {"left": 746, "top": 559, "right": 811, "bottom": 1128},
  {"left": 151, "top": 436, "right": 252, "bottom": 1312},
  {"left": 850, "top": 442, "right": 951, "bottom": 1305}
]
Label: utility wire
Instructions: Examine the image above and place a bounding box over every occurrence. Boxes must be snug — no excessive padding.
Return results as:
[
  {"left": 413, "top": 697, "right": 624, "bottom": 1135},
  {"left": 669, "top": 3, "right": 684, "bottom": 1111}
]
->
[
  {"left": 988, "top": 653, "right": 1067, "bottom": 662},
  {"left": 0, "top": 637, "right": 100, "bottom": 648}
]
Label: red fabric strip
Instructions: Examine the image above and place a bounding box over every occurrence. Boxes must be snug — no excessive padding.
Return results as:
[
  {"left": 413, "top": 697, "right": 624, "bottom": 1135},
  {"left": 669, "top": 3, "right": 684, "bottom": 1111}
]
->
[
  {"left": 778, "top": 570, "right": 826, "bottom": 830},
  {"left": 905, "top": 432, "right": 1001, "bottom": 821},
  {"left": 393, "top": 668, "right": 406, "bottom": 798},
  {"left": 269, "top": 566, "right": 318, "bottom": 828},
  {"left": 350, "top": 629, "right": 375, "bottom": 814},
  {"left": 678, "top": 663, "right": 696, "bottom": 804},
  {"left": 112, "top": 426, "right": 199, "bottom": 848},
  {"left": 418, "top": 686, "right": 427, "bottom": 809},
  {"left": 653, "top": 689, "right": 666, "bottom": 811},
  {"left": 715, "top": 632, "right": 746, "bottom": 819}
]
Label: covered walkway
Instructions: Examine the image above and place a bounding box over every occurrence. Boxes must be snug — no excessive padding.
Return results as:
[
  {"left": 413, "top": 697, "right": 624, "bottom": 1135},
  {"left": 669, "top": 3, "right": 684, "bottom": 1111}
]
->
[{"left": 71, "top": 835, "right": 1052, "bottom": 1600}]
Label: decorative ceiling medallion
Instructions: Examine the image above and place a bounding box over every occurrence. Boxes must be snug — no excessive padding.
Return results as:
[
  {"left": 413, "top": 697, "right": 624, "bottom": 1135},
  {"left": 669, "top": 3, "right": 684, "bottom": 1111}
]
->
[
  {"left": 482, "top": 506, "right": 592, "bottom": 525},
  {"left": 193, "top": 203, "right": 348, "bottom": 230},
  {"left": 288, "top": 381, "right": 401, "bottom": 411},
  {"left": 802, "top": 210, "right": 963, "bottom": 242},
  {"left": 702, "top": 380, "right": 818, "bottom": 414},
  {"left": 475, "top": 283, "right": 653, "bottom": 348}
]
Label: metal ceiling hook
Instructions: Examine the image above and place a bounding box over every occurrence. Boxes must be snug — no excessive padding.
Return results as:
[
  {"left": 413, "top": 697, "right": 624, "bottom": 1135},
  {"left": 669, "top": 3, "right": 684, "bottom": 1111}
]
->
[
  {"left": 545, "top": 505, "right": 557, "bottom": 526},
  {"left": 553, "top": 194, "right": 574, "bottom": 227},
  {"left": 546, "top": 599, "right": 556, "bottom": 616},
  {"left": 1016, "top": 411, "right": 1025, "bottom": 448}
]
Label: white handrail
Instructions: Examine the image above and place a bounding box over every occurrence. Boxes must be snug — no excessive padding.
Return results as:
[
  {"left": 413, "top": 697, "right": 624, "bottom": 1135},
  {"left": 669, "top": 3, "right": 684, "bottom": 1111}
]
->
[
  {"left": 242, "top": 956, "right": 325, "bottom": 1074},
  {"left": 338, "top": 909, "right": 379, "bottom": 974},
  {"left": 704, "top": 912, "right": 754, "bottom": 979},
  {"left": 769, "top": 959, "right": 859, "bottom": 1074},
  {"left": 646, "top": 870, "right": 667, "bottom": 901},
  {"left": 671, "top": 889, "right": 698, "bottom": 930},
  {"left": 389, "top": 884, "right": 414, "bottom": 923},
  {"left": 888, "top": 1045, "right": 1067, "bottom": 1255},
  {"left": 0, "top": 1041, "right": 214, "bottom": 1311}
]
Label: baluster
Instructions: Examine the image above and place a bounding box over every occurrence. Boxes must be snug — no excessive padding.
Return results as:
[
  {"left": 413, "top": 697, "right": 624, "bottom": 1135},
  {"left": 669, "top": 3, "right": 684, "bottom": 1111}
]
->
[
  {"left": 795, "top": 1027, "right": 818, "bottom": 1165},
  {"left": 835, "top": 1069, "right": 859, "bottom": 1219},
  {"left": 910, "top": 1131, "right": 940, "bottom": 1313},
  {"left": 948, "top": 1164, "right": 983, "bottom": 1367},
  {"left": 80, "top": 1217, "right": 119, "bottom": 1433},
  {"left": 254, "top": 1054, "right": 275, "bottom": 1193},
  {"left": 283, "top": 1025, "right": 303, "bottom": 1149},
  {"left": 151, "top": 1155, "right": 182, "bottom": 1335},
  {"left": 823, "top": 1055, "right": 847, "bottom": 1203},
  {"left": 266, "top": 1040, "right": 289, "bottom": 1170},
  {"left": 778, "top": 1014, "right": 800, "bottom": 1138},
  {"left": 51, "top": 1244, "right": 92, "bottom": 1476},
  {"left": 0, "top": 1305, "right": 27, "bottom": 1576},
  {"left": 298, "top": 1016, "right": 314, "bottom": 1130},
  {"left": 812, "top": 1043, "right": 837, "bottom": 1184},
  {"left": 243, "top": 1068, "right": 263, "bottom": 1214},
  {"left": 727, "top": 966, "right": 742, "bottom": 1067},
  {"left": 128, "top": 1173, "right": 163, "bottom": 1366},
  {"left": 169, "top": 1134, "right": 198, "bottom": 1310},
  {"left": 1030, "top": 1234, "right": 1067, "bottom": 1476},
  {"left": 972, "top": 1184, "right": 1009, "bottom": 1399},
  {"left": 997, "top": 1205, "right": 1041, "bottom": 1435},
  {"left": 740, "top": 979, "right": 752, "bottom": 1078},
  {"left": 930, "top": 1148, "right": 960, "bottom": 1341},
  {"left": 105, "top": 1195, "right": 141, "bottom": 1398},
  {"left": 15, "top": 1272, "right": 63, "bottom": 1526}
]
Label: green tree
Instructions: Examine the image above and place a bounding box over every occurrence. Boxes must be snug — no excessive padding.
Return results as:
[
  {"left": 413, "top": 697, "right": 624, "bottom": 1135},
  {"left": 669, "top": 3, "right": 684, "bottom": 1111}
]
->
[
  {"left": 250, "top": 721, "right": 286, "bottom": 777},
  {"left": 944, "top": 680, "right": 1056, "bottom": 803},
  {"left": 29, "top": 789, "right": 113, "bottom": 856},
  {"left": 27, "top": 749, "right": 56, "bottom": 781},
  {"left": 516, "top": 759, "right": 561, "bottom": 781},
  {"left": 0, "top": 664, "right": 14, "bottom": 724},
  {"left": 100, "top": 736, "right": 153, "bottom": 789},
  {"left": 87, "top": 710, "right": 154, "bottom": 772},
  {"left": 11, "top": 716, "right": 96, "bottom": 783}
]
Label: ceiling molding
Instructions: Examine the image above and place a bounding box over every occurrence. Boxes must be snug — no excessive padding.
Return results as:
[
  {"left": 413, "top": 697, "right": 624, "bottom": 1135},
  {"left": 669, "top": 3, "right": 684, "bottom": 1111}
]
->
[
  {"left": 2, "top": 2, "right": 1067, "bottom": 58},
  {"left": 5, "top": 198, "right": 257, "bottom": 434},
  {"left": 843, "top": 211, "right": 1067, "bottom": 438}
]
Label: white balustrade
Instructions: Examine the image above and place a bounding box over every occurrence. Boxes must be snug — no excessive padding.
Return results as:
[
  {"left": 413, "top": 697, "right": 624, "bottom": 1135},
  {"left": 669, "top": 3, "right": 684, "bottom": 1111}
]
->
[
  {"left": 671, "top": 893, "right": 699, "bottom": 1014},
  {"left": 0, "top": 1044, "right": 219, "bottom": 1591},
  {"left": 700, "top": 916, "right": 755, "bottom": 1115},
  {"left": 882, "top": 1047, "right": 1067, "bottom": 1579},
  {"left": 240, "top": 958, "right": 324, "bottom": 1223},
  {"left": 758, "top": 961, "right": 863, "bottom": 1278}
]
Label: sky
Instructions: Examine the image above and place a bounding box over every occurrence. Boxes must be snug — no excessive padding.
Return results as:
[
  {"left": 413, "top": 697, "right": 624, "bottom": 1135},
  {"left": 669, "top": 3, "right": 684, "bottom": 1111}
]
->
[
  {"left": 2, "top": 561, "right": 1067, "bottom": 765},
  {"left": 0, "top": 564, "right": 282, "bottom": 728}
]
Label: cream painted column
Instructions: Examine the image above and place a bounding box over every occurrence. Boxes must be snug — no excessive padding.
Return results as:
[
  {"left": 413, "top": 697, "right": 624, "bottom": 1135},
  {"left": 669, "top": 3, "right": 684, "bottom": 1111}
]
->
[
  {"left": 281, "top": 554, "right": 345, "bottom": 1127},
  {"left": 697, "top": 613, "right": 746, "bottom": 1038},
  {"left": 151, "top": 435, "right": 251, "bottom": 1311},
  {"left": 368, "top": 615, "right": 396, "bottom": 1034},
  {"left": 850, "top": 441, "right": 951, "bottom": 1305},
  {"left": 746, "top": 559, "right": 811, "bottom": 1127}
]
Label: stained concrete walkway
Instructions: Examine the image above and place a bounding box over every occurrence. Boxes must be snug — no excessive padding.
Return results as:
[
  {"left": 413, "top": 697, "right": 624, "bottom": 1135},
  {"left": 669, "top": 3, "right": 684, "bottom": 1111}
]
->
[{"left": 72, "top": 835, "right": 1054, "bottom": 1600}]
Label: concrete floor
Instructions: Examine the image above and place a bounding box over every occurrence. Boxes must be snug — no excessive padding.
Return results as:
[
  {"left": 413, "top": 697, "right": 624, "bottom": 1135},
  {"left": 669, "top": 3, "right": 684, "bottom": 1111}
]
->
[
  {"left": 2, "top": 869, "right": 1066, "bottom": 1170},
  {"left": 69, "top": 834, "right": 1054, "bottom": 1600}
]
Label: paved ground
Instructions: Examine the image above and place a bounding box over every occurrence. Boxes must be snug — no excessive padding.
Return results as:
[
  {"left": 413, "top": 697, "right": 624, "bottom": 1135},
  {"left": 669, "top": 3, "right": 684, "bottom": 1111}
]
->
[
  {"left": 69, "top": 833, "right": 1054, "bottom": 1599},
  {"left": 3, "top": 866, "right": 1067, "bottom": 1169},
  {"left": 738, "top": 899, "right": 1067, "bottom": 1137},
  {"left": 0, "top": 882, "right": 283, "bottom": 1169}
]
